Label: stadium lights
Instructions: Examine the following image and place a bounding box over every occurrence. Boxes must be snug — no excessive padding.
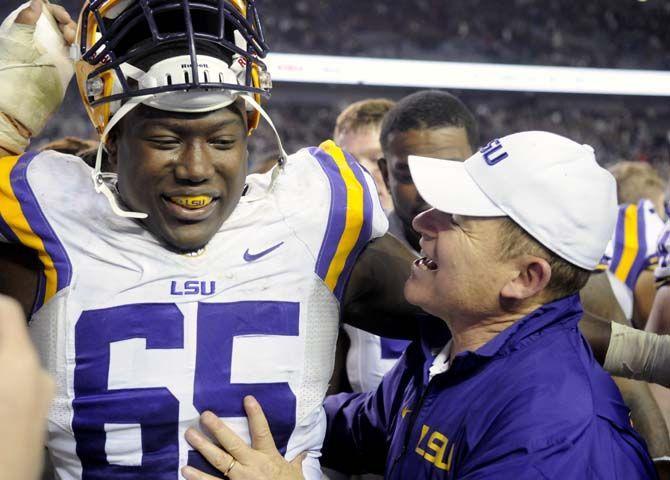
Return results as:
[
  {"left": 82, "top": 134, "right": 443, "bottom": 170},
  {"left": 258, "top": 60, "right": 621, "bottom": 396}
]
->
[{"left": 266, "top": 53, "right": 670, "bottom": 96}]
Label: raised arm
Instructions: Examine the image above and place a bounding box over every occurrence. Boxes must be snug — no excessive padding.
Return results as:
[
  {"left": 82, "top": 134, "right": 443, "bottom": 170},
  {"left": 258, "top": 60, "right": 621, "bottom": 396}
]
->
[
  {"left": 0, "top": 0, "right": 75, "bottom": 156},
  {"left": 0, "top": 1, "right": 76, "bottom": 310}
]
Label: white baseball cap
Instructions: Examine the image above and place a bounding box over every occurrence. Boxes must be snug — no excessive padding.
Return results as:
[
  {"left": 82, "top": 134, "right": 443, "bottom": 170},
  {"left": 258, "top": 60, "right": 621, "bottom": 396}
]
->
[{"left": 408, "top": 131, "right": 618, "bottom": 270}]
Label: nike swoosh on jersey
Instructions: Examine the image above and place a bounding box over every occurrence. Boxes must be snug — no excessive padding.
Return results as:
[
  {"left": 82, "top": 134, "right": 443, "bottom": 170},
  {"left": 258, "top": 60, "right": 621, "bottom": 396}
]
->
[{"left": 243, "top": 242, "right": 284, "bottom": 262}]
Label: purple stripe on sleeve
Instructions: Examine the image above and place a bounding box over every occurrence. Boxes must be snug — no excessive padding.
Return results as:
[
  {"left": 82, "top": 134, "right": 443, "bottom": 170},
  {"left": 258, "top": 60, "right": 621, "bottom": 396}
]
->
[
  {"left": 311, "top": 147, "right": 348, "bottom": 281},
  {"left": 608, "top": 205, "right": 628, "bottom": 274},
  {"left": 333, "top": 152, "right": 374, "bottom": 300},
  {"left": 626, "top": 200, "right": 649, "bottom": 289},
  {"left": 10, "top": 152, "right": 72, "bottom": 292}
]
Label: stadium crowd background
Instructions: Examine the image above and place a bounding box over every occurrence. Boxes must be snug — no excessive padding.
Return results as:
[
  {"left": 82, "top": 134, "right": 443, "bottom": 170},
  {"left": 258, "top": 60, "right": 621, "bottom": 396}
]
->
[{"left": 2, "top": 0, "right": 669, "bottom": 173}]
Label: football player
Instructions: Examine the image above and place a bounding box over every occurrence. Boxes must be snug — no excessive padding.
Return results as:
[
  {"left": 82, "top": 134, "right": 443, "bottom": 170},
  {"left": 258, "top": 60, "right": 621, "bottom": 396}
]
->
[
  {"left": 599, "top": 161, "right": 666, "bottom": 329},
  {"left": 333, "top": 98, "right": 395, "bottom": 212},
  {"left": 0, "top": 1, "right": 415, "bottom": 478}
]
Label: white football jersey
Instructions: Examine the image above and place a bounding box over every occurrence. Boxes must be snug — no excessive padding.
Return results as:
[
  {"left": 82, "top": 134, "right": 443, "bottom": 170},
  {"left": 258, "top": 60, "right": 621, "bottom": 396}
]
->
[
  {"left": 598, "top": 199, "right": 664, "bottom": 320},
  {"left": 0, "top": 140, "right": 387, "bottom": 480},
  {"left": 343, "top": 324, "right": 410, "bottom": 393}
]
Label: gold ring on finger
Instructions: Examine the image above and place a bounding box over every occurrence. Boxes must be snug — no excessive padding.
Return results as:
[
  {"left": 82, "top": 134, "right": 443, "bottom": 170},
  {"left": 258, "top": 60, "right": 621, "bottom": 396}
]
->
[{"left": 223, "top": 458, "right": 237, "bottom": 477}]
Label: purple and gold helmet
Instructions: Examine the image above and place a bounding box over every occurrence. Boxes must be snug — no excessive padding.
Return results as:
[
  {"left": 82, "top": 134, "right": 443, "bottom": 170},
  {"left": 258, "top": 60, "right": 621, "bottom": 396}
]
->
[{"left": 74, "top": 0, "right": 272, "bottom": 136}]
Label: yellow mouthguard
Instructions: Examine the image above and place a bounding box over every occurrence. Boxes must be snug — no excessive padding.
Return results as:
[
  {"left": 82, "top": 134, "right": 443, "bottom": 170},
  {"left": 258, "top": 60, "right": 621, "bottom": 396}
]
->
[{"left": 169, "top": 195, "right": 213, "bottom": 209}]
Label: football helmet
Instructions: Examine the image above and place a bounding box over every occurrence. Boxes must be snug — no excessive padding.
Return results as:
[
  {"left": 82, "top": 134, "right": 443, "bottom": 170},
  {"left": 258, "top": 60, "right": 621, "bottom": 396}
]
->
[
  {"left": 74, "top": 0, "right": 271, "bottom": 135},
  {"left": 72, "top": 0, "right": 285, "bottom": 219}
]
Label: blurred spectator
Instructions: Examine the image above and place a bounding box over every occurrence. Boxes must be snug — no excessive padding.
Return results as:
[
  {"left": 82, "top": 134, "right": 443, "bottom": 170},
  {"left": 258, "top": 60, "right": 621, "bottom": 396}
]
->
[
  {"left": 334, "top": 98, "right": 395, "bottom": 211},
  {"left": 609, "top": 161, "right": 666, "bottom": 216},
  {"left": 261, "top": 0, "right": 670, "bottom": 70},
  {"left": 594, "top": 162, "right": 665, "bottom": 330}
]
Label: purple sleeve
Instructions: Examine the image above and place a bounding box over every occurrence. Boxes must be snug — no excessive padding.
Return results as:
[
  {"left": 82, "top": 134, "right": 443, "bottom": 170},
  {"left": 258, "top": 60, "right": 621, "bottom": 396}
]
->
[
  {"left": 321, "top": 342, "right": 418, "bottom": 475},
  {"left": 321, "top": 389, "right": 389, "bottom": 475}
]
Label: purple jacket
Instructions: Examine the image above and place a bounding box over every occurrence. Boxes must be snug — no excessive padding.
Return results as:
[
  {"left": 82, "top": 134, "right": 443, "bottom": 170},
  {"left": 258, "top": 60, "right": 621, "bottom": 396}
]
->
[{"left": 322, "top": 295, "right": 656, "bottom": 479}]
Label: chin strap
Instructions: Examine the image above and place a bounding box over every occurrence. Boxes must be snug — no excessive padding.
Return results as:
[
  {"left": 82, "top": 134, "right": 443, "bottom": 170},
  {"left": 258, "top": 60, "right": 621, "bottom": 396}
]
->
[
  {"left": 242, "top": 94, "right": 288, "bottom": 165},
  {"left": 91, "top": 95, "right": 151, "bottom": 219}
]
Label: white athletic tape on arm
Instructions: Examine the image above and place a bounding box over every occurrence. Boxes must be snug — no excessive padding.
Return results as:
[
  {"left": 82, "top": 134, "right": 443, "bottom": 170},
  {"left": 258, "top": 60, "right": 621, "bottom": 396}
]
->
[
  {"left": 0, "top": 3, "right": 73, "bottom": 139},
  {"left": 0, "top": 112, "right": 28, "bottom": 154},
  {"left": 604, "top": 322, "right": 670, "bottom": 387}
]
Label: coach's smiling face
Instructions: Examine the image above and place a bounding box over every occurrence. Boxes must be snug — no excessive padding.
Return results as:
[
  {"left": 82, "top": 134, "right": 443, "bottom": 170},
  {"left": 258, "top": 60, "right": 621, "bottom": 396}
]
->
[{"left": 108, "top": 103, "right": 249, "bottom": 253}]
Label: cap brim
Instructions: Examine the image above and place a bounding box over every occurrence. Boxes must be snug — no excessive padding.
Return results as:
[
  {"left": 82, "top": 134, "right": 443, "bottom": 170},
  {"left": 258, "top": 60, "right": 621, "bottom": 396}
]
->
[{"left": 408, "top": 155, "right": 504, "bottom": 217}]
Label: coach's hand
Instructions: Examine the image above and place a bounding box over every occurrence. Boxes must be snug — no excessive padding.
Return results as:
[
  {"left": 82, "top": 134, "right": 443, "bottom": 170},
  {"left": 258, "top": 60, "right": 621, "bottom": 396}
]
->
[{"left": 183, "top": 396, "right": 305, "bottom": 480}]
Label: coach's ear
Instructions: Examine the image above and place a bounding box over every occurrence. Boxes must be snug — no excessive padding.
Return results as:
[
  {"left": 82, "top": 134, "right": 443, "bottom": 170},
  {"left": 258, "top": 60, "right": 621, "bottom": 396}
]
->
[{"left": 500, "top": 255, "right": 552, "bottom": 305}]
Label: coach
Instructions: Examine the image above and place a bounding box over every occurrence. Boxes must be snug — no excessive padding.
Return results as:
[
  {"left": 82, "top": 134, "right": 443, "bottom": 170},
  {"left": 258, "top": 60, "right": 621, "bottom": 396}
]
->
[
  {"left": 180, "top": 131, "right": 656, "bottom": 480},
  {"left": 320, "top": 131, "right": 656, "bottom": 479}
]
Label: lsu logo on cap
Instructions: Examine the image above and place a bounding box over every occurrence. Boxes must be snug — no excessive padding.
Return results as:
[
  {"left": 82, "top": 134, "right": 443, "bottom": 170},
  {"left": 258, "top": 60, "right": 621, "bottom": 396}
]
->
[{"left": 480, "top": 139, "right": 509, "bottom": 165}]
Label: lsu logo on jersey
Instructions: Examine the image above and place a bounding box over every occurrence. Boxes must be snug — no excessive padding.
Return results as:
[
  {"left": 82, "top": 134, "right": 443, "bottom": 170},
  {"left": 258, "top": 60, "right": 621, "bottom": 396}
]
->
[{"left": 170, "top": 280, "right": 216, "bottom": 296}]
